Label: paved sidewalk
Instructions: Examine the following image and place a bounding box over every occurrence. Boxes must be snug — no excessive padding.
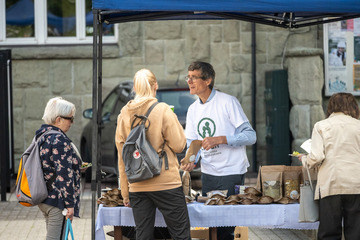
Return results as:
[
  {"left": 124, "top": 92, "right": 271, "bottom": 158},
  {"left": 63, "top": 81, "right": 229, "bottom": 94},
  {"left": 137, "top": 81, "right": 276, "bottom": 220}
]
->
[
  {"left": 0, "top": 178, "right": 94, "bottom": 240},
  {"left": 0, "top": 177, "right": 316, "bottom": 240}
]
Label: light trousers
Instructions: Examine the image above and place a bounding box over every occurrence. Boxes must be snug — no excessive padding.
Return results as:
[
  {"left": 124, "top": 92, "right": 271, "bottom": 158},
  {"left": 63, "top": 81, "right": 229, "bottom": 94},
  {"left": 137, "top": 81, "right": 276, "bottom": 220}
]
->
[{"left": 38, "top": 203, "right": 67, "bottom": 240}]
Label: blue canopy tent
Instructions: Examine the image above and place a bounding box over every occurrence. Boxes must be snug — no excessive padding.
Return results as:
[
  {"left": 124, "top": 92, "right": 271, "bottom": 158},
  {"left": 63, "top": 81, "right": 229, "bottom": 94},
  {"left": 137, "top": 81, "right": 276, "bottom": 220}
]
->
[
  {"left": 90, "top": 1, "right": 360, "bottom": 239},
  {"left": 93, "top": 0, "right": 360, "bottom": 28}
]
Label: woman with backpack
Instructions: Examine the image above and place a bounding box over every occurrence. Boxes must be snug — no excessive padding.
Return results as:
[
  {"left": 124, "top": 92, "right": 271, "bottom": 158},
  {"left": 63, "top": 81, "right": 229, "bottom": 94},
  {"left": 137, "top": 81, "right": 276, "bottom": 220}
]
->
[
  {"left": 36, "top": 97, "right": 85, "bottom": 240},
  {"left": 115, "top": 69, "right": 191, "bottom": 240}
]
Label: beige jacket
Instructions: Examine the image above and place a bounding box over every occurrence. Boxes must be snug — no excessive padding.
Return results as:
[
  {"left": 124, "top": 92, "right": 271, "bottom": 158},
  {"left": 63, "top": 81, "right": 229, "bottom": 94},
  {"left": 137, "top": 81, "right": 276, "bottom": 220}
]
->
[
  {"left": 302, "top": 112, "right": 360, "bottom": 200},
  {"left": 115, "top": 97, "right": 186, "bottom": 201}
]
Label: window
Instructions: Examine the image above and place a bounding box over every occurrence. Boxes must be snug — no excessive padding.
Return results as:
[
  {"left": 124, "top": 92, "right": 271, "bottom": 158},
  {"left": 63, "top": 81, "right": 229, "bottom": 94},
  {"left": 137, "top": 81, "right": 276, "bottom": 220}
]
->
[
  {"left": 156, "top": 90, "right": 197, "bottom": 118},
  {"left": 0, "top": 0, "right": 117, "bottom": 46},
  {"left": 102, "top": 91, "right": 119, "bottom": 118}
]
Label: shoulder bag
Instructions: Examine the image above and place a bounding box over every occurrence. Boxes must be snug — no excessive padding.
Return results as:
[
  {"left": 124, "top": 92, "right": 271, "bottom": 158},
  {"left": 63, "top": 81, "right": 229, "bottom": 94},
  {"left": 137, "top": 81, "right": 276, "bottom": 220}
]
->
[{"left": 298, "top": 163, "right": 319, "bottom": 222}]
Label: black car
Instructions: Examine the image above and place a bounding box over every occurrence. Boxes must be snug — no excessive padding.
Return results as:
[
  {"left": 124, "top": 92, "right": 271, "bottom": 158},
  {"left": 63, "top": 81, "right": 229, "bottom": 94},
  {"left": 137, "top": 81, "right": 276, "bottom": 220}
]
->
[{"left": 80, "top": 80, "right": 200, "bottom": 182}]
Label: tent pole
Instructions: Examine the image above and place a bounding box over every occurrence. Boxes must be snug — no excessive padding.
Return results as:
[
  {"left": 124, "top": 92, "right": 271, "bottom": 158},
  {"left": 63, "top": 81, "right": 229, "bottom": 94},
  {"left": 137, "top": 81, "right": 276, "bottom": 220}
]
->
[
  {"left": 91, "top": 9, "right": 100, "bottom": 240},
  {"left": 98, "top": 15, "right": 103, "bottom": 199},
  {"left": 251, "top": 22, "right": 257, "bottom": 173}
]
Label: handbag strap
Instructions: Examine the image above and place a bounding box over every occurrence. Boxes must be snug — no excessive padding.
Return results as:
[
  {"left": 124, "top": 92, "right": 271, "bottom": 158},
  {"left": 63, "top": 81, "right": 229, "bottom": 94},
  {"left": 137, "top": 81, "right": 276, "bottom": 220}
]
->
[
  {"left": 38, "top": 129, "right": 64, "bottom": 190},
  {"left": 65, "top": 218, "right": 74, "bottom": 240},
  {"left": 303, "top": 163, "right": 314, "bottom": 191},
  {"left": 71, "top": 142, "right": 82, "bottom": 162}
]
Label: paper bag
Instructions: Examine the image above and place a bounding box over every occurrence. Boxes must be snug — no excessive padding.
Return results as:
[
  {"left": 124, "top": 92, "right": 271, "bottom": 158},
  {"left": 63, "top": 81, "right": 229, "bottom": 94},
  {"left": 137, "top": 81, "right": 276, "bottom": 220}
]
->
[
  {"left": 256, "top": 165, "right": 286, "bottom": 201},
  {"left": 182, "top": 140, "right": 202, "bottom": 164},
  {"left": 182, "top": 171, "right": 191, "bottom": 196}
]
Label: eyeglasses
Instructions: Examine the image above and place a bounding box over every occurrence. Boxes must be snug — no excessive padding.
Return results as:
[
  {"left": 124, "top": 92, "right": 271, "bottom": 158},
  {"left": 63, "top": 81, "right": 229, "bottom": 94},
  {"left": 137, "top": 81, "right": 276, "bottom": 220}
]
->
[
  {"left": 60, "top": 116, "right": 74, "bottom": 123},
  {"left": 185, "top": 75, "right": 204, "bottom": 82}
]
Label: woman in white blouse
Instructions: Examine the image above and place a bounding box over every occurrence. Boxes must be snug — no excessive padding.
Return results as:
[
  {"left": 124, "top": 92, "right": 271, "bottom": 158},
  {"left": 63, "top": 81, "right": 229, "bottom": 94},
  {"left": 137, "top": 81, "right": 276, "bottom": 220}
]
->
[{"left": 299, "top": 92, "right": 360, "bottom": 240}]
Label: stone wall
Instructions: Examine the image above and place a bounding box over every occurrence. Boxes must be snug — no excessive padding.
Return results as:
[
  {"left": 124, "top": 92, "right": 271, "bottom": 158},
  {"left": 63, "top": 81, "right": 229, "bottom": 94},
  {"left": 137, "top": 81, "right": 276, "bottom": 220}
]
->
[
  {"left": 286, "top": 48, "right": 326, "bottom": 165},
  {"left": 1, "top": 20, "right": 324, "bottom": 172}
]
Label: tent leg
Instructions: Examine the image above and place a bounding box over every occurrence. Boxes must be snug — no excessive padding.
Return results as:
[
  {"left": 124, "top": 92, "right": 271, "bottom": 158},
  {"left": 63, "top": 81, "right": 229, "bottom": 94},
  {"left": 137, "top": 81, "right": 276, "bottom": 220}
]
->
[
  {"left": 91, "top": 9, "right": 100, "bottom": 240},
  {"left": 251, "top": 22, "right": 257, "bottom": 173}
]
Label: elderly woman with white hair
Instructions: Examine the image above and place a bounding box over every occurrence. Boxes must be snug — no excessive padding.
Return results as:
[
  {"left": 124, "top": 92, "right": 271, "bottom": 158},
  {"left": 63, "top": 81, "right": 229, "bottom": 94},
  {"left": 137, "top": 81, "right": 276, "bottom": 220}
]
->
[{"left": 36, "top": 96, "right": 83, "bottom": 240}]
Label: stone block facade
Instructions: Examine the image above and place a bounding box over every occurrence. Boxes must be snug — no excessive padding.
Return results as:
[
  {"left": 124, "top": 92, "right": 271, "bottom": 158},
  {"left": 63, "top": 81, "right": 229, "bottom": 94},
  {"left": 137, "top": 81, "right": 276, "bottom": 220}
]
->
[{"left": 1, "top": 20, "right": 327, "bottom": 172}]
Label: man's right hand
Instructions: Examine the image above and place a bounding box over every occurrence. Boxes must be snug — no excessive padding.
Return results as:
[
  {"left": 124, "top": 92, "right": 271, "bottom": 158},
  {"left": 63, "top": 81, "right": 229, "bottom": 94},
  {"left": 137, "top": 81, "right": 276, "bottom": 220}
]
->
[
  {"left": 180, "top": 158, "right": 196, "bottom": 172},
  {"left": 123, "top": 197, "right": 131, "bottom": 207}
]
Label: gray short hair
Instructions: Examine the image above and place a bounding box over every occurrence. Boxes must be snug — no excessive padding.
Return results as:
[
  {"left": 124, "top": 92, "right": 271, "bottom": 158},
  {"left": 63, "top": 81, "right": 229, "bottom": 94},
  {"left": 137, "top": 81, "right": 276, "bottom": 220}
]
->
[
  {"left": 188, "top": 61, "right": 215, "bottom": 90},
  {"left": 42, "top": 97, "right": 76, "bottom": 124}
]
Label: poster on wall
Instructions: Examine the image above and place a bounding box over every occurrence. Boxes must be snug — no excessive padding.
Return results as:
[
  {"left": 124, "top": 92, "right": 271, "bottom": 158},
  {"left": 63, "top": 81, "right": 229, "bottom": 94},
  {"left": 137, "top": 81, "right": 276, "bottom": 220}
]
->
[{"left": 324, "top": 18, "right": 360, "bottom": 96}]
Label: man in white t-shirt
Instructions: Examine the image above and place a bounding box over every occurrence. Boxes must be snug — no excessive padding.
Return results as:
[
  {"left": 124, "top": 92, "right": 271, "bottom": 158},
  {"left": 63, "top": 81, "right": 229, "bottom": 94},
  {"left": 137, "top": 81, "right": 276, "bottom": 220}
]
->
[{"left": 181, "top": 61, "right": 256, "bottom": 240}]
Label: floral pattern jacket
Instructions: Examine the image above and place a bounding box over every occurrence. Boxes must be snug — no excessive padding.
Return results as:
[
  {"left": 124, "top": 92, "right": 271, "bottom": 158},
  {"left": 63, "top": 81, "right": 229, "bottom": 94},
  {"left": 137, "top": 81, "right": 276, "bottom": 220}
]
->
[{"left": 36, "top": 124, "right": 81, "bottom": 217}]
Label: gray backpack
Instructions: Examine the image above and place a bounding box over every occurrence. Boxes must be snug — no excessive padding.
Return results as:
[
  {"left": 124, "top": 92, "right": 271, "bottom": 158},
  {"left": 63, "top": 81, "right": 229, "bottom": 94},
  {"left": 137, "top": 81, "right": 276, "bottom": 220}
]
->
[
  {"left": 122, "top": 102, "right": 168, "bottom": 183},
  {"left": 15, "top": 130, "right": 61, "bottom": 207}
]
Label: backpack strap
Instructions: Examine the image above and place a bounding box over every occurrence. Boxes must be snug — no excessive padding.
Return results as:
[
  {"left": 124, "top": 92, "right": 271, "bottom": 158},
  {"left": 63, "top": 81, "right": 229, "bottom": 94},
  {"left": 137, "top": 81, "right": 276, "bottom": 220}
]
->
[
  {"left": 131, "top": 102, "right": 159, "bottom": 129},
  {"left": 133, "top": 102, "right": 169, "bottom": 170},
  {"left": 38, "top": 130, "right": 66, "bottom": 190},
  {"left": 145, "top": 102, "right": 169, "bottom": 170},
  {"left": 159, "top": 145, "right": 169, "bottom": 170},
  {"left": 144, "top": 102, "right": 159, "bottom": 117}
]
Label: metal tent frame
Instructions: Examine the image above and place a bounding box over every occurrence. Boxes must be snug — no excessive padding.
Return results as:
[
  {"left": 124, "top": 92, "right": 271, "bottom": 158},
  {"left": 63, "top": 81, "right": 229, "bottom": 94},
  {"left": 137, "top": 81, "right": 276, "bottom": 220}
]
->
[{"left": 91, "top": 1, "right": 360, "bottom": 238}]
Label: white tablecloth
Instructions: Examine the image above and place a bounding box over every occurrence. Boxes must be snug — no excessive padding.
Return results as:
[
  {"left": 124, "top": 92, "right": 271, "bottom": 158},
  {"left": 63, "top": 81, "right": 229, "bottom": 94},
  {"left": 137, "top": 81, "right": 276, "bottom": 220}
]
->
[{"left": 95, "top": 202, "right": 319, "bottom": 240}]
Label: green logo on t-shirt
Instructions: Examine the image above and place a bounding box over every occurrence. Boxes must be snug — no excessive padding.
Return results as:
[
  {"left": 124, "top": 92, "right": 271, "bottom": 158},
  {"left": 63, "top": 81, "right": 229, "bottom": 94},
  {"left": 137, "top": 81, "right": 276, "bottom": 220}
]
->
[{"left": 198, "top": 118, "right": 216, "bottom": 138}]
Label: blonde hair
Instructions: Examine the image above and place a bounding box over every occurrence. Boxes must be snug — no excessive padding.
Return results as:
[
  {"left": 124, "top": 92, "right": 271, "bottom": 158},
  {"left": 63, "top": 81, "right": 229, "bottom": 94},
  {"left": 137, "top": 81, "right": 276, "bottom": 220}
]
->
[
  {"left": 133, "top": 69, "right": 157, "bottom": 100},
  {"left": 42, "top": 97, "right": 76, "bottom": 124}
]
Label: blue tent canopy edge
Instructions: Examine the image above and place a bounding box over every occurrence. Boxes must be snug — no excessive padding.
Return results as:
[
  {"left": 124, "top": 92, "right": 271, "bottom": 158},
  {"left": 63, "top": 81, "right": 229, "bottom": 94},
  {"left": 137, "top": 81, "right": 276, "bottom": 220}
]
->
[
  {"left": 92, "top": 0, "right": 360, "bottom": 28},
  {"left": 93, "top": 0, "right": 360, "bottom": 13}
]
